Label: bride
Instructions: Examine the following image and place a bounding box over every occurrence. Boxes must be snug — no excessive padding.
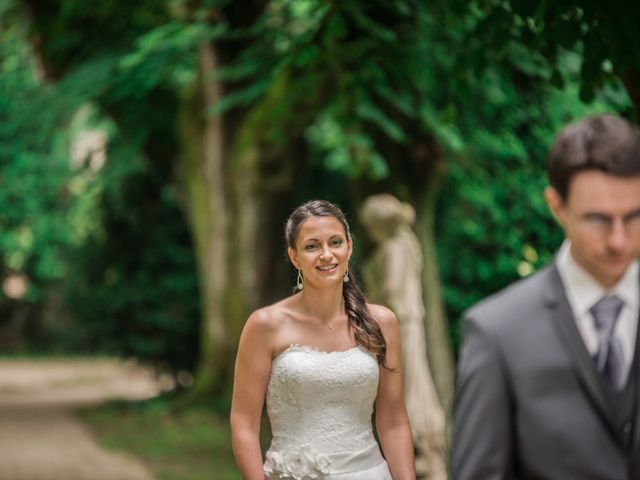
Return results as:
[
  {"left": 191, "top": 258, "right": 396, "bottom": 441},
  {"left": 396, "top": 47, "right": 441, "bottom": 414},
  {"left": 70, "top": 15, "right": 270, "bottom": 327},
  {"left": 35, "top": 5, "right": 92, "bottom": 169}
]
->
[{"left": 230, "top": 200, "right": 415, "bottom": 479}]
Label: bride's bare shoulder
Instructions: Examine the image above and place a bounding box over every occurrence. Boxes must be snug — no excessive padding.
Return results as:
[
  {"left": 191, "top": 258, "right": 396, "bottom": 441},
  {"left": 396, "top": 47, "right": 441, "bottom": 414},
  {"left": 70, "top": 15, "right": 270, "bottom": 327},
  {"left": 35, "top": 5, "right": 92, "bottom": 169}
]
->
[
  {"left": 245, "top": 296, "right": 297, "bottom": 335},
  {"left": 366, "top": 303, "right": 398, "bottom": 327}
]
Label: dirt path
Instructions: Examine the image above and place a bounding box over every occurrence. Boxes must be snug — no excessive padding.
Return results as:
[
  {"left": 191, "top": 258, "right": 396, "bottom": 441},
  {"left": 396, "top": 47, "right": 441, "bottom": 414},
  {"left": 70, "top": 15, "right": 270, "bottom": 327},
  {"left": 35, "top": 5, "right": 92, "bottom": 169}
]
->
[{"left": 0, "top": 358, "right": 163, "bottom": 480}]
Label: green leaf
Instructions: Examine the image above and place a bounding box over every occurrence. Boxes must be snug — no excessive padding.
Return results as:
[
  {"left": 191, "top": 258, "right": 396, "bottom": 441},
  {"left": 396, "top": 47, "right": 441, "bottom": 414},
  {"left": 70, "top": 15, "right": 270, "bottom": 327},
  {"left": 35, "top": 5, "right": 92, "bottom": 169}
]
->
[
  {"left": 355, "top": 101, "right": 407, "bottom": 142},
  {"left": 207, "top": 78, "right": 272, "bottom": 115}
]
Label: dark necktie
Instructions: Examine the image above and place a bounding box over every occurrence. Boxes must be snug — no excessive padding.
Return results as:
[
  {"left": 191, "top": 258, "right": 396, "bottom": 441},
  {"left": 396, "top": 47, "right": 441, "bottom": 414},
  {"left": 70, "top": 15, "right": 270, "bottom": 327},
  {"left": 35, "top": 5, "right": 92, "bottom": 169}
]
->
[{"left": 590, "top": 295, "right": 625, "bottom": 391}]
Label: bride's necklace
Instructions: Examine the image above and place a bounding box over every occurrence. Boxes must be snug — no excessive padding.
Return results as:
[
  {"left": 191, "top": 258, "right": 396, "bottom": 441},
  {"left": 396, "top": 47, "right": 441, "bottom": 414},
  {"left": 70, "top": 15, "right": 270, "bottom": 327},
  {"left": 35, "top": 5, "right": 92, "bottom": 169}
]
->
[
  {"left": 299, "top": 295, "right": 344, "bottom": 330},
  {"left": 325, "top": 311, "right": 348, "bottom": 330},
  {"left": 322, "top": 307, "right": 347, "bottom": 329}
]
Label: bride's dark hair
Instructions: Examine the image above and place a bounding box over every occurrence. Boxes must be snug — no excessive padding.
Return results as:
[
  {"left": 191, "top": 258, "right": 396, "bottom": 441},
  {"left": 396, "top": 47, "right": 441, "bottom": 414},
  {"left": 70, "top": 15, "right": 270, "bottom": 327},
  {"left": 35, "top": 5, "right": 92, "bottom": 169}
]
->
[{"left": 285, "top": 199, "right": 387, "bottom": 366}]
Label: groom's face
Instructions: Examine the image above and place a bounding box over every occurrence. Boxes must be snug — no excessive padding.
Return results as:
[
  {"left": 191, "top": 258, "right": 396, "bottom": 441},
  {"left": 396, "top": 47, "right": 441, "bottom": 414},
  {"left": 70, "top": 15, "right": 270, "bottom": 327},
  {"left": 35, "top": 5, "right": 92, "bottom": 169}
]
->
[{"left": 546, "top": 170, "right": 640, "bottom": 287}]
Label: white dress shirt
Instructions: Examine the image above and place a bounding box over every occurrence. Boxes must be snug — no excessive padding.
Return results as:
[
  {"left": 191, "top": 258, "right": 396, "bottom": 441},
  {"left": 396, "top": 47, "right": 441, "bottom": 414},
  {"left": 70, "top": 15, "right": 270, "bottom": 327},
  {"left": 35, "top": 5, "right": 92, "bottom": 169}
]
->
[{"left": 556, "top": 240, "right": 639, "bottom": 385}]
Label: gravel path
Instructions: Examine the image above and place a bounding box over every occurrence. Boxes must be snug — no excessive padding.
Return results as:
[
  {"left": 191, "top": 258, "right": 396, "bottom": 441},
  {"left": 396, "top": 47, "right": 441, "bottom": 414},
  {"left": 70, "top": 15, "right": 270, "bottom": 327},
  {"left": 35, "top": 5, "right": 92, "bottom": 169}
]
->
[{"left": 0, "top": 359, "right": 163, "bottom": 480}]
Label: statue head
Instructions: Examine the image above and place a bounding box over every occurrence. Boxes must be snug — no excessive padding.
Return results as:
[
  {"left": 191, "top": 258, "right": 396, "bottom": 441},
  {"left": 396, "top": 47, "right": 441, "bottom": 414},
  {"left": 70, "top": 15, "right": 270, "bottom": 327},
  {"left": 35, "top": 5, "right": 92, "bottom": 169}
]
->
[{"left": 359, "top": 194, "right": 416, "bottom": 243}]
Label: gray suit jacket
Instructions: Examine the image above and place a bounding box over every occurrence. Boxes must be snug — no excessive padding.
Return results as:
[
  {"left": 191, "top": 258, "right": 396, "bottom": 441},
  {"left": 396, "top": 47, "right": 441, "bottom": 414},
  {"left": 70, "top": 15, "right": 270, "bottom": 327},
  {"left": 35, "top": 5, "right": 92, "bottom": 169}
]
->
[{"left": 452, "top": 264, "right": 640, "bottom": 480}]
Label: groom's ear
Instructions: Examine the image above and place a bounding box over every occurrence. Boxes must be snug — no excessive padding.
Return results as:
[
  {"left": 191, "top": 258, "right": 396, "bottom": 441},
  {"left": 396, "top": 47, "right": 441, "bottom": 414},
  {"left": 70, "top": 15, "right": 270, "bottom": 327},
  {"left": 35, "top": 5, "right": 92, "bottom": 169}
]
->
[{"left": 544, "top": 186, "right": 566, "bottom": 226}]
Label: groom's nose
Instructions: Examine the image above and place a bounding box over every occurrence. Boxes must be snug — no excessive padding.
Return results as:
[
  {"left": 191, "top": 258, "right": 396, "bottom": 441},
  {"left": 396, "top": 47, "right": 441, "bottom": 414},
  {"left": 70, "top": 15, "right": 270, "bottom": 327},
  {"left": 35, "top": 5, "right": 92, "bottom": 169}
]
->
[{"left": 606, "top": 217, "right": 629, "bottom": 252}]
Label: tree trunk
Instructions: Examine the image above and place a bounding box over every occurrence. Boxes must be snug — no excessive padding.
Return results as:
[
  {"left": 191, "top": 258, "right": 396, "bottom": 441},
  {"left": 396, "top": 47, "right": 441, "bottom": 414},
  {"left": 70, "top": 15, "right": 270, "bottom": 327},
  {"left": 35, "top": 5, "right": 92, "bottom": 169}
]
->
[
  {"left": 177, "top": 42, "right": 229, "bottom": 395},
  {"left": 178, "top": 53, "right": 304, "bottom": 397},
  {"left": 225, "top": 71, "right": 305, "bottom": 343},
  {"left": 415, "top": 164, "right": 455, "bottom": 413},
  {"left": 225, "top": 134, "right": 262, "bottom": 345}
]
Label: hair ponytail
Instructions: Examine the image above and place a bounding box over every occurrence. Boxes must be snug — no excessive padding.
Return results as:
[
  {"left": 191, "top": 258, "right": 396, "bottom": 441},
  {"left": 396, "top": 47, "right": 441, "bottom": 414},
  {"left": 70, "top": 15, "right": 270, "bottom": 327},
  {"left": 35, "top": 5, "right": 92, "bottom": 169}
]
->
[{"left": 342, "top": 272, "right": 388, "bottom": 367}]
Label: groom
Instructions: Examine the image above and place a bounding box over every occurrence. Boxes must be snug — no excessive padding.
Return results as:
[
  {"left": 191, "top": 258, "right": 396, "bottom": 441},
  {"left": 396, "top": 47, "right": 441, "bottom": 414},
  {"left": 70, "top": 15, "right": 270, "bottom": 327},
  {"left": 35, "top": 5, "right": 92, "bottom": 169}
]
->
[{"left": 452, "top": 114, "right": 640, "bottom": 479}]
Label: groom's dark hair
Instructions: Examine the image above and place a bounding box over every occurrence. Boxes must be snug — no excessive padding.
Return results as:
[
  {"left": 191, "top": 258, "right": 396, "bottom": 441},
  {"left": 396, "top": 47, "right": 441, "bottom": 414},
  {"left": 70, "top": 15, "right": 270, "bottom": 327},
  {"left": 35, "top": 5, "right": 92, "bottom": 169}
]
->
[{"left": 547, "top": 113, "right": 640, "bottom": 201}]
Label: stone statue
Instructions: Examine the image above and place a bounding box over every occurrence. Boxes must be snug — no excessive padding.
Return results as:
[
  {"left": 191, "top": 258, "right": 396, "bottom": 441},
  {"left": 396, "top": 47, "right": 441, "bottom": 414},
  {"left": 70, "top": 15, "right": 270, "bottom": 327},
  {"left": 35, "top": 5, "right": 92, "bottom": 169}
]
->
[{"left": 360, "top": 194, "right": 447, "bottom": 480}]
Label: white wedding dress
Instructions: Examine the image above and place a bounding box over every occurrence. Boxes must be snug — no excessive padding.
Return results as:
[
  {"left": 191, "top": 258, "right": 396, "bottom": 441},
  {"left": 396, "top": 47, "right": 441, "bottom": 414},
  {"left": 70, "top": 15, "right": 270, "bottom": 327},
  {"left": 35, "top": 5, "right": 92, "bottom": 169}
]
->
[{"left": 263, "top": 344, "right": 393, "bottom": 480}]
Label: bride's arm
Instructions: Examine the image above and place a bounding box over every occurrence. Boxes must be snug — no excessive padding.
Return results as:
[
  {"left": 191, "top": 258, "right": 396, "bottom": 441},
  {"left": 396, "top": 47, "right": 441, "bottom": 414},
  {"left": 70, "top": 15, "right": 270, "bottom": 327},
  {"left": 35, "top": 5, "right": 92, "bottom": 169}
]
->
[
  {"left": 230, "top": 309, "right": 273, "bottom": 480},
  {"left": 372, "top": 305, "right": 416, "bottom": 480}
]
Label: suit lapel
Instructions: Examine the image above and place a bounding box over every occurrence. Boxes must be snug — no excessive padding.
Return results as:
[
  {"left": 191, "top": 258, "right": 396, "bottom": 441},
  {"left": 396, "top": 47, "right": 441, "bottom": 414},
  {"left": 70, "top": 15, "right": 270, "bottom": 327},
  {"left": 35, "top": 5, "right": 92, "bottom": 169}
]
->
[{"left": 544, "top": 266, "right": 622, "bottom": 442}]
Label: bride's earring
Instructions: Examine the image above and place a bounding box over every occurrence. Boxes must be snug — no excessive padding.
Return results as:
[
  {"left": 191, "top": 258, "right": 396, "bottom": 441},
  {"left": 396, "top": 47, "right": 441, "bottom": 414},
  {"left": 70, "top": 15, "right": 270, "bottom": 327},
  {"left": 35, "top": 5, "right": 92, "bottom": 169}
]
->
[
  {"left": 343, "top": 270, "right": 350, "bottom": 283},
  {"left": 296, "top": 270, "right": 304, "bottom": 290}
]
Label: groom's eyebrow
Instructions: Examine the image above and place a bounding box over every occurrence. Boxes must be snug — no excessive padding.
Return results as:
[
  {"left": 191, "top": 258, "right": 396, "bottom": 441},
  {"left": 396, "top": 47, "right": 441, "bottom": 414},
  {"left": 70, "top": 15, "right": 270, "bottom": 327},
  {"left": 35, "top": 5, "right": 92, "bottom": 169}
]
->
[
  {"left": 623, "top": 208, "right": 640, "bottom": 221},
  {"left": 581, "top": 208, "right": 640, "bottom": 221}
]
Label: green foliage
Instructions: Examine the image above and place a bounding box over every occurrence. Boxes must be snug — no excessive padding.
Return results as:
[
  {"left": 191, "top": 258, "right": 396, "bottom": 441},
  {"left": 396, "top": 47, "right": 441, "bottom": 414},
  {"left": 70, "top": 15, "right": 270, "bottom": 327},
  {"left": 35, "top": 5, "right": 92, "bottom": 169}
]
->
[
  {"left": 436, "top": 75, "right": 630, "bottom": 346},
  {"left": 119, "top": 21, "right": 225, "bottom": 94},
  {"left": 0, "top": 10, "right": 74, "bottom": 303},
  {"left": 451, "top": 0, "right": 640, "bottom": 108},
  {"left": 28, "top": 0, "right": 172, "bottom": 74},
  {"left": 55, "top": 42, "right": 201, "bottom": 368},
  {"left": 63, "top": 162, "right": 200, "bottom": 371},
  {"left": 0, "top": 1, "right": 200, "bottom": 368},
  {"left": 215, "top": 0, "right": 461, "bottom": 179},
  {"left": 6, "top": 0, "right": 636, "bottom": 369}
]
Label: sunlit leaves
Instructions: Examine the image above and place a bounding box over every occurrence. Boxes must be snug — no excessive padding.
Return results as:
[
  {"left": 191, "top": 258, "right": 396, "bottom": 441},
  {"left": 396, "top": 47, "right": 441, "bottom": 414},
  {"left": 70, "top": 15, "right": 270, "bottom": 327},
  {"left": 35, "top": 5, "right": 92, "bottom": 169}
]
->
[
  {"left": 305, "top": 109, "right": 389, "bottom": 179},
  {"left": 418, "top": 104, "right": 464, "bottom": 154},
  {"left": 120, "top": 22, "right": 226, "bottom": 91},
  {"left": 220, "top": 0, "right": 460, "bottom": 179},
  {"left": 267, "top": 0, "right": 329, "bottom": 53},
  {"left": 208, "top": 77, "right": 272, "bottom": 116}
]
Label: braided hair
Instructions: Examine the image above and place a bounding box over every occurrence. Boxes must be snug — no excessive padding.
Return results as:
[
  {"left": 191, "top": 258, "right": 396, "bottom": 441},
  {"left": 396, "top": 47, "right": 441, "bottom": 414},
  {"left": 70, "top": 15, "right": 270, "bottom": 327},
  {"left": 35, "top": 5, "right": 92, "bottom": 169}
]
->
[{"left": 285, "top": 200, "right": 387, "bottom": 366}]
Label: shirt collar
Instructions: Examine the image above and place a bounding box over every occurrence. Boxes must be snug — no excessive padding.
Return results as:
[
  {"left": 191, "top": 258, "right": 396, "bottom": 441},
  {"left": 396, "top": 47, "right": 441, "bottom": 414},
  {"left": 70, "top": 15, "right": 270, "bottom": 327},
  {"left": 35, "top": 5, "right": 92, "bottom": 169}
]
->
[{"left": 556, "top": 240, "right": 639, "bottom": 317}]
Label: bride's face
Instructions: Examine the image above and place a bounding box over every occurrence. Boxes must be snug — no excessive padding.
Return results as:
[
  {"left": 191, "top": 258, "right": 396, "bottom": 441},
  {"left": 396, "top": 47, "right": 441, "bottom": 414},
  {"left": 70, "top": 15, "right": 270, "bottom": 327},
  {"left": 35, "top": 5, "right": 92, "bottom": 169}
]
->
[{"left": 288, "top": 216, "right": 352, "bottom": 289}]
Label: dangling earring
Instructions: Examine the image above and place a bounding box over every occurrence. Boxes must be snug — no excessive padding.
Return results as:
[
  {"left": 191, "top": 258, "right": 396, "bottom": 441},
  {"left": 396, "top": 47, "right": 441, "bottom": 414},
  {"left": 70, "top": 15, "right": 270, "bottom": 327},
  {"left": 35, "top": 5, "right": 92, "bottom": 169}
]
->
[
  {"left": 296, "top": 270, "right": 304, "bottom": 290},
  {"left": 343, "top": 270, "right": 350, "bottom": 283}
]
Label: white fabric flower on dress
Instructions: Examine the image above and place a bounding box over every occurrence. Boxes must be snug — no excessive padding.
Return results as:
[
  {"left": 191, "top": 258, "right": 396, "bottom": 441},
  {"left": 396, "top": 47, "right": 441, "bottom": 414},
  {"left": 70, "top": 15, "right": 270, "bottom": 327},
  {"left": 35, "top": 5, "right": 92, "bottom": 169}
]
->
[{"left": 264, "top": 445, "right": 331, "bottom": 479}]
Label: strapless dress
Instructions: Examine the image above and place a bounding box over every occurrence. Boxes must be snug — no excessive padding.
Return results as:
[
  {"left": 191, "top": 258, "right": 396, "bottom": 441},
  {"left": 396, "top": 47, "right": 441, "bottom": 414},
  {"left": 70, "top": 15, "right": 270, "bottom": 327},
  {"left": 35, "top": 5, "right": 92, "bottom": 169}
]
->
[{"left": 263, "top": 345, "right": 392, "bottom": 479}]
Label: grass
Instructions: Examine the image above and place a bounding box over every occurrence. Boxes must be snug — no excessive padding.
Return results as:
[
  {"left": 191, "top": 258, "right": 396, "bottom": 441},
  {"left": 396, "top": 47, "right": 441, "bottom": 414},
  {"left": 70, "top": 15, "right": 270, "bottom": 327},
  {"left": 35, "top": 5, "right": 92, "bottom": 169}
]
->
[{"left": 80, "top": 398, "right": 243, "bottom": 480}]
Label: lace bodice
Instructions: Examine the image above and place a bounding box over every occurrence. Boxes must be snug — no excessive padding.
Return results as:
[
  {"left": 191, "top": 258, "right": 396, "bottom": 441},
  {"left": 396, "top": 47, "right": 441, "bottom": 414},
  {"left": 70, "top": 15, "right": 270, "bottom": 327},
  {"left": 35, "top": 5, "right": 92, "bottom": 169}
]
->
[{"left": 266, "top": 345, "right": 379, "bottom": 454}]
